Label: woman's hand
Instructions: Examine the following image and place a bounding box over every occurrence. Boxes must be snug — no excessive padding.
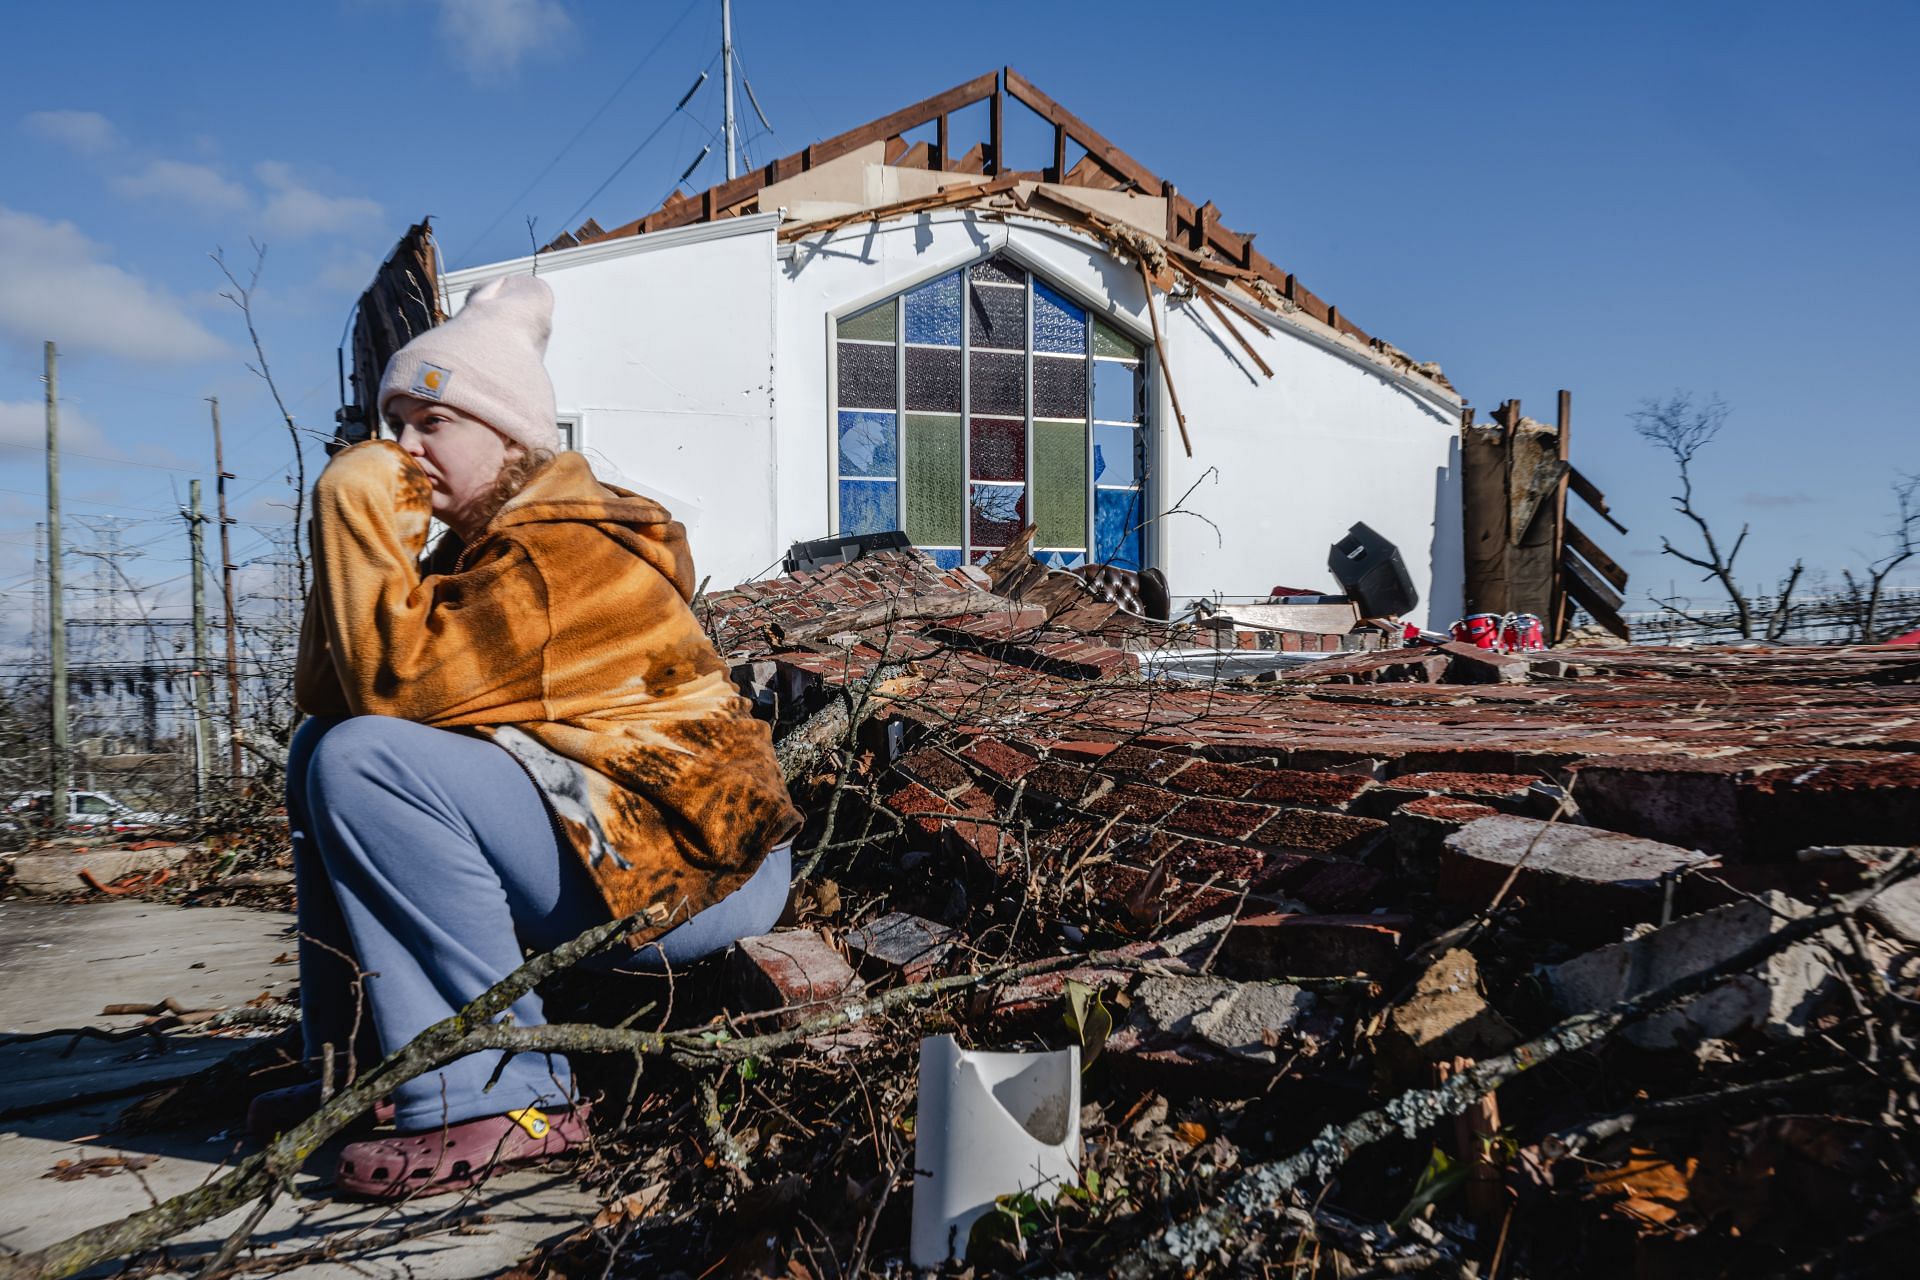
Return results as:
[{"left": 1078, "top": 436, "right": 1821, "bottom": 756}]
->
[{"left": 315, "top": 440, "right": 435, "bottom": 563}]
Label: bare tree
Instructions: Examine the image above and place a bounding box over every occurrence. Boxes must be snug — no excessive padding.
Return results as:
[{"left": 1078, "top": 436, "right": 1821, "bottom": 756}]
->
[
  {"left": 1632, "top": 390, "right": 1801, "bottom": 641},
  {"left": 211, "top": 241, "right": 309, "bottom": 601},
  {"left": 1840, "top": 473, "right": 1920, "bottom": 642}
]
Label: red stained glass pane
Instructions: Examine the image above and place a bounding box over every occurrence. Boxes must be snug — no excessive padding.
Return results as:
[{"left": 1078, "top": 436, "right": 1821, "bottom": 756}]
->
[{"left": 969, "top": 417, "right": 1025, "bottom": 482}]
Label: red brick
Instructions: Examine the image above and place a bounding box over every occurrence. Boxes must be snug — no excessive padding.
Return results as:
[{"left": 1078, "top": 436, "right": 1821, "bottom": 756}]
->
[
  {"left": 1163, "top": 760, "right": 1258, "bottom": 800},
  {"left": 728, "top": 931, "right": 866, "bottom": 1028},
  {"left": 1052, "top": 740, "right": 1123, "bottom": 762},
  {"left": 1169, "top": 798, "right": 1273, "bottom": 842},
  {"left": 1392, "top": 771, "right": 1541, "bottom": 799},
  {"left": 1161, "top": 838, "right": 1269, "bottom": 884},
  {"left": 1085, "top": 782, "right": 1184, "bottom": 824},
  {"left": 1095, "top": 864, "right": 1239, "bottom": 925},
  {"left": 1254, "top": 808, "right": 1388, "bottom": 857},
  {"left": 1104, "top": 746, "right": 1195, "bottom": 782},
  {"left": 896, "top": 746, "right": 973, "bottom": 799},
  {"left": 884, "top": 781, "right": 951, "bottom": 818},
  {"left": 1221, "top": 912, "right": 1411, "bottom": 978},
  {"left": 958, "top": 736, "right": 1040, "bottom": 783},
  {"left": 1239, "top": 769, "right": 1374, "bottom": 810},
  {"left": 1021, "top": 761, "right": 1111, "bottom": 806},
  {"left": 1291, "top": 860, "right": 1387, "bottom": 911}
]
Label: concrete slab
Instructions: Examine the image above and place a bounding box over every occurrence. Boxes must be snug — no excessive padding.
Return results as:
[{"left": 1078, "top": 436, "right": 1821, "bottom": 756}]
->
[{"left": 0, "top": 902, "right": 599, "bottom": 1276}]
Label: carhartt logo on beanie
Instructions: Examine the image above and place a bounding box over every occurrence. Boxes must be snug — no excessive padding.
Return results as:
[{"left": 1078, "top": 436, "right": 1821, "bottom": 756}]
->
[{"left": 378, "top": 274, "right": 561, "bottom": 453}]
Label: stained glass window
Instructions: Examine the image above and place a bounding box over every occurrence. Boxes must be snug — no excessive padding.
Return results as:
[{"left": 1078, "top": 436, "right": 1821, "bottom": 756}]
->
[
  {"left": 903, "top": 272, "right": 962, "bottom": 347},
  {"left": 832, "top": 255, "right": 1150, "bottom": 571}
]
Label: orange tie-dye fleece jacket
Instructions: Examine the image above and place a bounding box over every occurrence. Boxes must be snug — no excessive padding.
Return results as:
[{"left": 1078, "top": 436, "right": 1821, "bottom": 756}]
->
[{"left": 294, "top": 440, "right": 802, "bottom": 941}]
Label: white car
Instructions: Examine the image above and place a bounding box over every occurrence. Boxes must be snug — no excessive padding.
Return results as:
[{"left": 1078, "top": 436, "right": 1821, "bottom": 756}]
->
[{"left": 3, "top": 790, "right": 179, "bottom": 834}]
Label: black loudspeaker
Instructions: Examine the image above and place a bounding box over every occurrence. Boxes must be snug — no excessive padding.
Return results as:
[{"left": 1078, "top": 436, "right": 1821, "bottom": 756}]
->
[{"left": 1327, "top": 522, "right": 1418, "bottom": 619}]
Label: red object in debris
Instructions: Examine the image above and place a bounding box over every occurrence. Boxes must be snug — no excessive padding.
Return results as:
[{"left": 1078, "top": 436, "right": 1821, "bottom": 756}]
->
[
  {"left": 1453, "top": 613, "right": 1502, "bottom": 649},
  {"left": 1504, "top": 613, "right": 1546, "bottom": 653},
  {"left": 1891, "top": 627, "right": 1920, "bottom": 646}
]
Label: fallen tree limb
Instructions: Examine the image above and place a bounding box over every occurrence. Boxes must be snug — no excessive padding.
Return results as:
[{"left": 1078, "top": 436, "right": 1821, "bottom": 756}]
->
[
  {"left": 1, "top": 916, "right": 1160, "bottom": 1280},
  {"left": 0, "top": 904, "right": 653, "bottom": 1280},
  {"left": 1115, "top": 853, "right": 1917, "bottom": 1279}
]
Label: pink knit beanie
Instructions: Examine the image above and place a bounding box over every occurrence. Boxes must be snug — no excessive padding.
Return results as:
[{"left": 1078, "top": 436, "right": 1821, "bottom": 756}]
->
[{"left": 378, "top": 274, "right": 562, "bottom": 453}]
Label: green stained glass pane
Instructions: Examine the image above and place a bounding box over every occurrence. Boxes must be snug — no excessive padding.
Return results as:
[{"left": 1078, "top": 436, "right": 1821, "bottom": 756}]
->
[
  {"left": 904, "top": 414, "right": 963, "bottom": 546},
  {"left": 837, "top": 301, "right": 896, "bottom": 343},
  {"left": 1093, "top": 318, "right": 1139, "bottom": 360},
  {"left": 1033, "top": 420, "right": 1088, "bottom": 550}
]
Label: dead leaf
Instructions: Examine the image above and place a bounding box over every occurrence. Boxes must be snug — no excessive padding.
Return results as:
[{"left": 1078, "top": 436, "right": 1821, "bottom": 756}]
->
[
  {"left": 1124, "top": 855, "right": 1171, "bottom": 927},
  {"left": 43, "top": 1155, "right": 157, "bottom": 1181},
  {"left": 590, "top": 1181, "right": 669, "bottom": 1230},
  {"left": 1173, "top": 1121, "right": 1208, "bottom": 1148},
  {"left": 1586, "top": 1148, "right": 1696, "bottom": 1233}
]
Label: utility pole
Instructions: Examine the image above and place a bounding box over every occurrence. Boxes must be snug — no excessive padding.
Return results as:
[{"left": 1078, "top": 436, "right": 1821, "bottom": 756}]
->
[
  {"left": 721, "top": 0, "right": 738, "bottom": 180},
  {"left": 43, "top": 342, "right": 69, "bottom": 832},
  {"left": 185, "top": 480, "right": 212, "bottom": 811},
  {"left": 210, "top": 397, "right": 244, "bottom": 781}
]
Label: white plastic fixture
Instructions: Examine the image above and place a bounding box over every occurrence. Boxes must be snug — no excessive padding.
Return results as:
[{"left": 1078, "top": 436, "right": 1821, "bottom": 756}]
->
[{"left": 909, "top": 1035, "right": 1082, "bottom": 1267}]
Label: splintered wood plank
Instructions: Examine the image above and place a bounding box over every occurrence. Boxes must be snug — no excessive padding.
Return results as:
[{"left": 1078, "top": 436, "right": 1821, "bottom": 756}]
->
[
  {"left": 1569, "top": 466, "right": 1628, "bottom": 534},
  {"left": 1566, "top": 520, "right": 1629, "bottom": 592}
]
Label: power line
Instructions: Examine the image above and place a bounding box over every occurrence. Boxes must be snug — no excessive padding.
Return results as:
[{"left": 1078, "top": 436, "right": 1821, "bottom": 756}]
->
[
  {"left": 557, "top": 48, "right": 721, "bottom": 238},
  {"left": 0, "top": 439, "right": 278, "bottom": 485},
  {"left": 454, "top": 0, "right": 704, "bottom": 264}
]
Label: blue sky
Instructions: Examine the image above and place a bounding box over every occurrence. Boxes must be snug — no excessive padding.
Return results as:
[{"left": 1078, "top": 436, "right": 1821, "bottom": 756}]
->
[{"left": 2, "top": 0, "right": 1916, "bottom": 643}]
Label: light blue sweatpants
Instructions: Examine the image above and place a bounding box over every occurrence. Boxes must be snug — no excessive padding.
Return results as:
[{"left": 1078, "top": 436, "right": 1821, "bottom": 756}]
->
[{"left": 288, "top": 715, "right": 791, "bottom": 1130}]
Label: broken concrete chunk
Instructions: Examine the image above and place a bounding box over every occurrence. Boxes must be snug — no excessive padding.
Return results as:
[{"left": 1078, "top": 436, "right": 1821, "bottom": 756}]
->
[
  {"left": 727, "top": 931, "right": 866, "bottom": 1028},
  {"left": 1795, "top": 846, "right": 1920, "bottom": 944},
  {"left": 1440, "top": 815, "right": 1710, "bottom": 940},
  {"left": 1220, "top": 912, "right": 1409, "bottom": 980},
  {"left": 844, "top": 911, "right": 957, "bottom": 983},
  {"left": 1375, "top": 948, "right": 1519, "bottom": 1076},
  {"left": 1112, "top": 976, "right": 1316, "bottom": 1065},
  {"left": 1545, "top": 892, "right": 1844, "bottom": 1049}
]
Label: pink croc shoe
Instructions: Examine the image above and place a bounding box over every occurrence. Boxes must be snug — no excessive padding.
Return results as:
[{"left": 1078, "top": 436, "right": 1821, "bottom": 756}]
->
[{"left": 335, "top": 1102, "right": 591, "bottom": 1200}]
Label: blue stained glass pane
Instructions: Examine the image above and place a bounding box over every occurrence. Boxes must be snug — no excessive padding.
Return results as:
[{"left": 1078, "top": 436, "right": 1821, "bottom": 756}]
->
[
  {"left": 1093, "top": 424, "right": 1137, "bottom": 487},
  {"left": 1093, "top": 360, "right": 1140, "bottom": 422},
  {"left": 923, "top": 548, "right": 965, "bottom": 570},
  {"left": 838, "top": 411, "right": 897, "bottom": 478},
  {"left": 903, "top": 272, "right": 962, "bottom": 346},
  {"left": 1033, "top": 280, "right": 1087, "bottom": 354},
  {"left": 1095, "top": 487, "right": 1143, "bottom": 570},
  {"left": 1037, "top": 550, "right": 1087, "bottom": 570},
  {"left": 839, "top": 479, "right": 898, "bottom": 535}
]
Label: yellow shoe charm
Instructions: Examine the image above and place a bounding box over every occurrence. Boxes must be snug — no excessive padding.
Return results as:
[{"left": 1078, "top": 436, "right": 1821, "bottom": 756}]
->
[{"left": 507, "top": 1107, "right": 551, "bottom": 1139}]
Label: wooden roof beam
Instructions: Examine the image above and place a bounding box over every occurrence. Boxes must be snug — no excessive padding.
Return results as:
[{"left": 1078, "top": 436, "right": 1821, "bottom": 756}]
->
[
  {"left": 1003, "top": 67, "right": 1162, "bottom": 193},
  {"left": 595, "top": 70, "right": 1000, "bottom": 242}
]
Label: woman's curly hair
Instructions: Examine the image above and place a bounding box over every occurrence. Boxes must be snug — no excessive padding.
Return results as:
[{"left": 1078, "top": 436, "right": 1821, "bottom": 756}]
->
[{"left": 465, "top": 447, "right": 557, "bottom": 535}]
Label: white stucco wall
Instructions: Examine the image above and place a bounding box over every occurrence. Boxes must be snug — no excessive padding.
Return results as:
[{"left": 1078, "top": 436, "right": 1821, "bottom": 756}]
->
[
  {"left": 441, "top": 214, "right": 786, "bottom": 590},
  {"left": 444, "top": 208, "right": 1465, "bottom": 628}
]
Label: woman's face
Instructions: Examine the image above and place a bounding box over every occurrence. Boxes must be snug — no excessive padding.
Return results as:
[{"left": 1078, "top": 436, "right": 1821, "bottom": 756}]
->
[{"left": 389, "top": 396, "right": 520, "bottom": 536}]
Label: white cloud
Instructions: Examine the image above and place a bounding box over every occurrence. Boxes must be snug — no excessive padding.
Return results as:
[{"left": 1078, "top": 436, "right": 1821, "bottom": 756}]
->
[
  {"left": 0, "top": 206, "right": 226, "bottom": 364},
  {"left": 0, "top": 399, "right": 107, "bottom": 451},
  {"left": 315, "top": 248, "right": 380, "bottom": 295},
  {"left": 111, "top": 159, "right": 251, "bottom": 215},
  {"left": 21, "top": 110, "right": 120, "bottom": 155},
  {"left": 255, "top": 161, "right": 383, "bottom": 237},
  {"left": 436, "top": 0, "right": 572, "bottom": 80}
]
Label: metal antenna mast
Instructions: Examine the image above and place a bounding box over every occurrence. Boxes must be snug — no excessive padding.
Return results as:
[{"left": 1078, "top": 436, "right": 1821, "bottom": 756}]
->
[{"left": 721, "top": 0, "right": 738, "bottom": 180}]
